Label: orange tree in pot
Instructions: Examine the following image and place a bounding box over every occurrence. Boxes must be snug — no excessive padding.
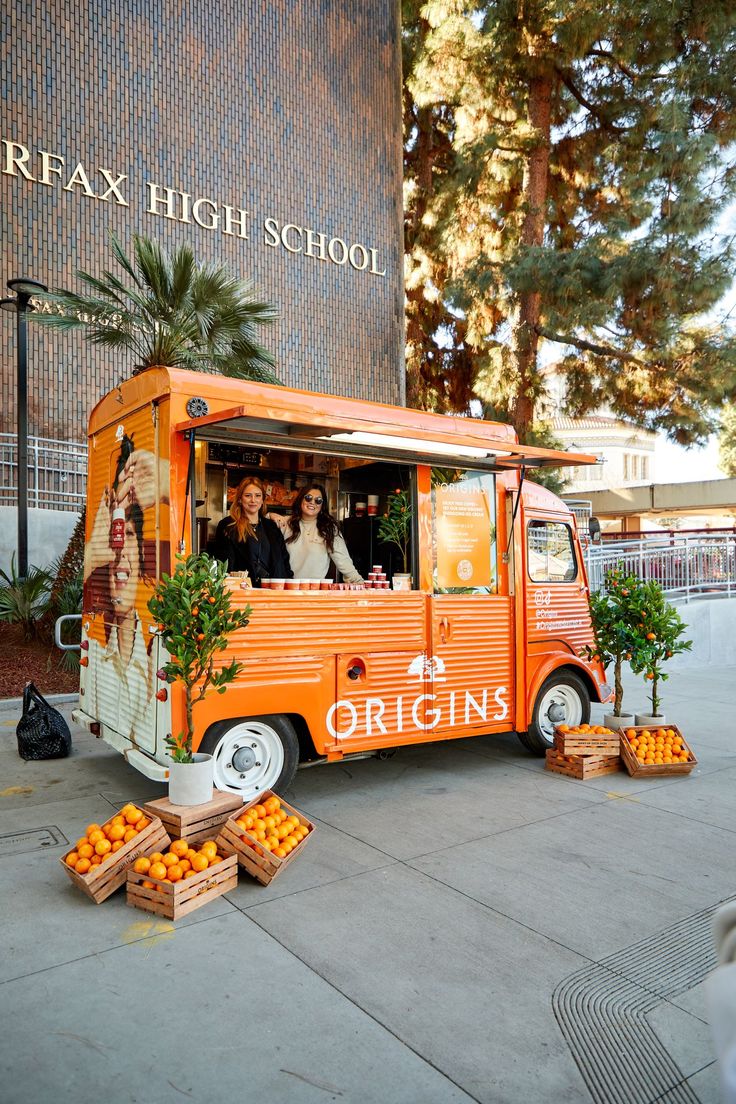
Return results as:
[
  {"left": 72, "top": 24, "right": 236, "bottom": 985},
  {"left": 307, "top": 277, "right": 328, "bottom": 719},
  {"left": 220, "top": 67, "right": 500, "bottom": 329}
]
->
[
  {"left": 583, "top": 566, "right": 644, "bottom": 723},
  {"left": 628, "top": 580, "right": 692, "bottom": 720},
  {"left": 148, "top": 554, "right": 251, "bottom": 768}
]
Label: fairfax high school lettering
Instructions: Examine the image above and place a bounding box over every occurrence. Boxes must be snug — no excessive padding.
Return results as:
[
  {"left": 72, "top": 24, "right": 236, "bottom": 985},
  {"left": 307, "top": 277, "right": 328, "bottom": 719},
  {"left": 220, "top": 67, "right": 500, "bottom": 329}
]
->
[
  {"left": 2, "top": 140, "right": 128, "bottom": 204},
  {"left": 2, "top": 136, "right": 388, "bottom": 276}
]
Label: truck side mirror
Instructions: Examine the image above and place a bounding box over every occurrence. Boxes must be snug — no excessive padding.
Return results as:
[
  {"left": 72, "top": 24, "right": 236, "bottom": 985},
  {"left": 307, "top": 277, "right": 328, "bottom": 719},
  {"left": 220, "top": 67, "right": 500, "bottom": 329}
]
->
[{"left": 589, "top": 516, "right": 601, "bottom": 543}]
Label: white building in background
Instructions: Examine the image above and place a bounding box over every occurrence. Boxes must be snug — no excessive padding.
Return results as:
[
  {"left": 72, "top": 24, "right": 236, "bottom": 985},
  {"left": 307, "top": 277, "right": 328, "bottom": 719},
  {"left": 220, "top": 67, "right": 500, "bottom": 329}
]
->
[
  {"left": 548, "top": 414, "right": 657, "bottom": 493},
  {"left": 537, "top": 366, "right": 657, "bottom": 494}
]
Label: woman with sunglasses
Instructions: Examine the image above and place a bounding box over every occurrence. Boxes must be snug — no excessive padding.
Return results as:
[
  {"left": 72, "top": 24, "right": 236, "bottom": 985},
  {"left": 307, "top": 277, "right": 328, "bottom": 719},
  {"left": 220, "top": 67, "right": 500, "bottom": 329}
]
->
[{"left": 270, "top": 483, "right": 363, "bottom": 583}]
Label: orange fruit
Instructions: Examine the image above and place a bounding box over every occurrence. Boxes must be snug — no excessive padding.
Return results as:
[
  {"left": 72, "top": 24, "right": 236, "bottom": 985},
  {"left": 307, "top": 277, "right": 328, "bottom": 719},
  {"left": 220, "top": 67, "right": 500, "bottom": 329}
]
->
[
  {"left": 253, "top": 804, "right": 267, "bottom": 818},
  {"left": 136, "top": 816, "right": 150, "bottom": 830},
  {"left": 179, "top": 859, "right": 191, "bottom": 873},
  {"left": 184, "top": 869, "right": 198, "bottom": 878},
  {"left": 141, "top": 880, "right": 157, "bottom": 890},
  {"left": 186, "top": 849, "right": 199, "bottom": 863},
  {"left": 273, "top": 846, "right": 287, "bottom": 858},
  {"left": 111, "top": 840, "right": 124, "bottom": 852},
  {"left": 88, "top": 829, "right": 105, "bottom": 845},
  {"left": 263, "top": 839, "right": 275, "bottom": 852},
  {"left": 167, "top": 864, "right": 183, "bottom": 882},
  {"left": 149, "top": 861, "right": 167, "bottom": 880},
  {"left": 111, "top": 814, "right": 126, "bottom": 826},
  {"left": 191, "top": 854, "right": 209, "bottom": 872},
  {"left": 66, "top": 851, "right": 79, "bottom": 868},
  {"left": 123, "top": 828, "right": 137, "bottom": 843},
  {"left": 85, "top": 823, "right": 102, "bottom": 836},
  {"left": 75, "top": 857, "right": 91, "bottom": 874},
  {"left": 200, "top": 841, "right": 217, "bottom": 859},
  {"left": 171, "top": 839, "right": 189, "bottom": 858},
  {"left": 133, "top": 857, "right": 151, "bottom": 874},
  {"left": 125, "top": 808, "right": 143, "bottom": 825},
  {"left": 107, "top": 824, "right": 126, "bottom": 842},
  {"left": 90, "top": 855, "right": 102, "bottom": 866},
  {"left": 162, "top": 852, "right": 179, "bottom": 867},
  {"left": 78, "top": 842, "right": 94, "bottom": 859},
  {"left": 95, "top": 838, "right": 112, "bottom": 855}
]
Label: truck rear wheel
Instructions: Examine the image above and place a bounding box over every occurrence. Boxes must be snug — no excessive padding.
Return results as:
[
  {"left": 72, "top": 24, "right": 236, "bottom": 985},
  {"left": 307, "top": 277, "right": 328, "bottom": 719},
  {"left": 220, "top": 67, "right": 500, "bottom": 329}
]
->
[
  {"left": 200, "top": 715, "right": 299, "bottom": 801},
  {"left": 518, "top": 670, "right": 590, "bottom": 756}
]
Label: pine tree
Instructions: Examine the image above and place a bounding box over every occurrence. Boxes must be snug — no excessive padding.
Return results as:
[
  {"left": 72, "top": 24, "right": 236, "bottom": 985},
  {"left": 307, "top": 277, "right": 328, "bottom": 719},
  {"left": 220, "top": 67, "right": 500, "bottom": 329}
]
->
[{"left": 404, "top": 1, "right": 736, "bottom": 445}]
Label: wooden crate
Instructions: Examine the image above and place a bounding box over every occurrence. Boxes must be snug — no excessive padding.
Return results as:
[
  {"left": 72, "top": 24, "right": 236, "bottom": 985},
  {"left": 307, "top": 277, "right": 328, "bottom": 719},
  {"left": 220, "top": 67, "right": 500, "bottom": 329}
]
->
[
  {"left": 619, "top": 724, "right": 697, "bottom": 777},
  {"left": 545, "top": 750, "right": 622, "bottom": 780},
  {"left": 126, "top": 852, "right": 238, "bottom": 920},
  {"left": 216, "top": 790, "right": 315, "bottom": 886},
  {"left": 143, "top": 790, "right": 243, "bottom": 846},
  {"left": 60, "top": 816, "right": 170, "bottom": 903},
  {"left": 553, "top": 729, "right": 620, "bottom": 756}
]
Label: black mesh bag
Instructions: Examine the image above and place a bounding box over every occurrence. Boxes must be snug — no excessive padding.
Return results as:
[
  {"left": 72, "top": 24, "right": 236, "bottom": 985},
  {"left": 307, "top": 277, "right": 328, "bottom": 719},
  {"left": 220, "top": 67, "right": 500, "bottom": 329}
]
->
[{"left": 16, "top": 682, "right": 72, "bottom": 761}]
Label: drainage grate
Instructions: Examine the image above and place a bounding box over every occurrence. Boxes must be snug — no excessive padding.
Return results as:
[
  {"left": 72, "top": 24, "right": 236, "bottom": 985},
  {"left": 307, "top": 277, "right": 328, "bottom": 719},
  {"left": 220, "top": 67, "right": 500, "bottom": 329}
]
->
[
  {"left": 0, "top": 826, "right": 69, "bottom": 858},
  {"left": 553, "top": 897, "right": 731, "bottom": 1104}
]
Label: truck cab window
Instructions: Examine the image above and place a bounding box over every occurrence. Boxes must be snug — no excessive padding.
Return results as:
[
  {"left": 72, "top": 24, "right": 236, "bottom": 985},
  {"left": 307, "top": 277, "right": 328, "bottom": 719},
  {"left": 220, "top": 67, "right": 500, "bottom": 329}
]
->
[
  {"left": 527, "top": 521, "right": 577, "bottom": 583},
  {"left": 430, "top": 469, "right": 497, "bottom": 594}
]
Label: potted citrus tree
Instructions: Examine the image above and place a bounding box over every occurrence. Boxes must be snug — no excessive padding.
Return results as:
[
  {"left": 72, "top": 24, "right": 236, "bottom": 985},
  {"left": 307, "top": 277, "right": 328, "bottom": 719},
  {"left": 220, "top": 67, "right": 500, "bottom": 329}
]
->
[
  {"left": 583, "top": 566, "right": 644, "bottom": 729},
  {"left": 628, "top": 580, "right": 692, "bottom": 724},
  {"left": 378, "top": 489, "right": 412, "bottom": 587},
  {"left": 148, "top": 553, "right": 251, "bottom": 805}
]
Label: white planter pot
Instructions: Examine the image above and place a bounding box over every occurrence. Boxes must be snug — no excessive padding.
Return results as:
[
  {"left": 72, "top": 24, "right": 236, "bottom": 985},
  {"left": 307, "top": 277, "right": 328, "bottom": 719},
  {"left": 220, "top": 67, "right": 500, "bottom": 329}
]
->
[
  {"left": 168, "top": 753, "right": 214, "bottom": 807},
  {"left": 391, "top": 574, "right": 412, "bottom": 592},
  {"left": 634, "top": 712, "right": 666, "bottom": 727},
  {"left": 604, "top": 712, "right": 634, "bottom": 731}
]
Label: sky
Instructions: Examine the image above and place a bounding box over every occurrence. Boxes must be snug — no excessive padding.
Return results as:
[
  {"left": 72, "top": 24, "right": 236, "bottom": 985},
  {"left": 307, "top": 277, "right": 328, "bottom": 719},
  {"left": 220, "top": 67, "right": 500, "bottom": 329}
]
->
[{"left": 655, "top": 435, "right": 725, "bottom": 484}]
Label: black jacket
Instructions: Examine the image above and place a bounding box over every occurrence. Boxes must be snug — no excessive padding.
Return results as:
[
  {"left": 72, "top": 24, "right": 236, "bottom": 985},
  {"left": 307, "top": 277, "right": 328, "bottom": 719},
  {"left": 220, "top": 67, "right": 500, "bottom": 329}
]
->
[{"left": 214, "top": 516, "right": 293, "bottom": 585}]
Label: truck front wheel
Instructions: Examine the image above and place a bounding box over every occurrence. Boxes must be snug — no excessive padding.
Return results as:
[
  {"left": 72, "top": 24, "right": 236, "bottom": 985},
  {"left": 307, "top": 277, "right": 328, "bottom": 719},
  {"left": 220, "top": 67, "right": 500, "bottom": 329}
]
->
[
  {"left": 518, "top": 671, "right": 590, "bottom": 755},
  {"left": 200, "top": 715, "right": 299, "bottom": 801}
]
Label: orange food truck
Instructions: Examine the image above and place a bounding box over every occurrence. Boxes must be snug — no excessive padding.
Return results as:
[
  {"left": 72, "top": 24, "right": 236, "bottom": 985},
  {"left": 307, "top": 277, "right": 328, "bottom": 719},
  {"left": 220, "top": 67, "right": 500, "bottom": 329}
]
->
[{"left": 71, "top": 367, "right": 611, "bottom": 800}]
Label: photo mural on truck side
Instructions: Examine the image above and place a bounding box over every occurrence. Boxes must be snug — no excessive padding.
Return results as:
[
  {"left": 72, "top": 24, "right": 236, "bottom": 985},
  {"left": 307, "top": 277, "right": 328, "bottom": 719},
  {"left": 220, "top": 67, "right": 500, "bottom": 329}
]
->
[{"left": 81, "top": 406, "right": 170, "bottom": 753}]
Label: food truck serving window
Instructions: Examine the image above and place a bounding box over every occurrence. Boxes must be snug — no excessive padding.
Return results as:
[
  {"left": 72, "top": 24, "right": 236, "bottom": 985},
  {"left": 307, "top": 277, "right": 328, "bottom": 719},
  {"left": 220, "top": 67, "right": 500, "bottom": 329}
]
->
[
  {"left": 527, "top": 521, "right": 577, "bottom": 583},
  {"left": 431, "top": 470, "right": 497, "bottom": 593}
]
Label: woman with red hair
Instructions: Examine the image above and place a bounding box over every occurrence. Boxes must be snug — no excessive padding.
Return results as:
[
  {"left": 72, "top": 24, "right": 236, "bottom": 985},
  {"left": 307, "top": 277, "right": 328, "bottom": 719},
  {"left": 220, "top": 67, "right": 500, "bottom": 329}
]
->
[{"left": 214, "top": 476, "right": 292, "bottom": 585}]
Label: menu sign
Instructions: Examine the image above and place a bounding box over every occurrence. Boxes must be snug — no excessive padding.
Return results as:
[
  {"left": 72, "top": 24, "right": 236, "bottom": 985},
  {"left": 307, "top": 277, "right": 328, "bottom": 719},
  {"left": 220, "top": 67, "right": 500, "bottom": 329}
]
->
[{"left": 435, "top": 485, "right": 493, "bottom": 588}]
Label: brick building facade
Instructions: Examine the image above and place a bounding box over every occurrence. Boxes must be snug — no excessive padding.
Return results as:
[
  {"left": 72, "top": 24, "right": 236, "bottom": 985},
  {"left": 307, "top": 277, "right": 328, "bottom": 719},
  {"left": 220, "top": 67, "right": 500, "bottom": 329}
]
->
[{"left": 1, "top": 0, "right": 404, "bottom": 441}]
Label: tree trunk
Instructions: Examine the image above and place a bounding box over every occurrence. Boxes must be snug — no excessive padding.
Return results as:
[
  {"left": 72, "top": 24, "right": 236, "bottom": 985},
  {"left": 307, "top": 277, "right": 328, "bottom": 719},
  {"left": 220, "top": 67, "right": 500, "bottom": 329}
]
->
[{"left": 511, "top": 73, "right": 553, "bottom": 442}]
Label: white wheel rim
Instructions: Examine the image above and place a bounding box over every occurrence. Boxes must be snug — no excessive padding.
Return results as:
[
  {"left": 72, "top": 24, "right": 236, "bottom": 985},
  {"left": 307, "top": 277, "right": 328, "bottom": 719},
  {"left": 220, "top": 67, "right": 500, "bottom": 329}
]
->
[
  {"left": 210, "top": 721, "right": 285, "bottom": 799},
  {"left": 537, "top": 685, "right": 583, "bottom": 739}
]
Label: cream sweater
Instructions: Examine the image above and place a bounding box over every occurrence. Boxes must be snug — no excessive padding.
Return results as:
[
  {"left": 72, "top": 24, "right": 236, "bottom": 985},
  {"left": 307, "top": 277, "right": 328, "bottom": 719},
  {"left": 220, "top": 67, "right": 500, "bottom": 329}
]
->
[{"left": 270, "top": 515, "right": 363, "bottom": 582}]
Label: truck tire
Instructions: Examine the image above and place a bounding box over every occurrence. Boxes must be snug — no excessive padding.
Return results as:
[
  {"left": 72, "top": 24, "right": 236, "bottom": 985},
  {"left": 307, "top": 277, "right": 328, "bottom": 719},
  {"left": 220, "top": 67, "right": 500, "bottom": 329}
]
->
[
  {"left": 200, "top": 715, "right": 299, "bottom": 800},
  {"left": 518, "top": 670, "right": 590, "bottom": 756}
]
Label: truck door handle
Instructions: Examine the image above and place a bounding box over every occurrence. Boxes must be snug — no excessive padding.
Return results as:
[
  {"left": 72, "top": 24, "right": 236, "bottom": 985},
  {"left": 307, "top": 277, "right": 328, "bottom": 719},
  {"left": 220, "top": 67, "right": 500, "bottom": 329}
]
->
[{"left": 439, "top": 616, "right": 451, "bottom": 643}]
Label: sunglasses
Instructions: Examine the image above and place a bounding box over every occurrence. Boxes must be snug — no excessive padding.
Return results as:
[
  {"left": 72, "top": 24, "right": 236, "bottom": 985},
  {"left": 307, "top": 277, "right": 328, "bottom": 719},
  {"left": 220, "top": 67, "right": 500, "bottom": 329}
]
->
[{"left": 304, "top": 494, "right": 323, "bottom": 504}]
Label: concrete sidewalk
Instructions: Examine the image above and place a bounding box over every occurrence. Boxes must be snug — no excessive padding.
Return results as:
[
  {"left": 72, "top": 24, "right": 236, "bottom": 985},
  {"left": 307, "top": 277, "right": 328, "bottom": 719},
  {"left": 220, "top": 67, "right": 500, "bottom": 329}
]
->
[{"left": 1, "top": 667, "right": 733, "bottom": 1104}]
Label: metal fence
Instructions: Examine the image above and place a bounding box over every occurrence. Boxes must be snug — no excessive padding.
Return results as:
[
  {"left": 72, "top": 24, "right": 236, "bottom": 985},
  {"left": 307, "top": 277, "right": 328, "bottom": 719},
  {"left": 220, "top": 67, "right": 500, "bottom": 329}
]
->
[
  {"left": 586, "top": 533, "right": 736, "bottom": 601},
  {"left": 0, "top": 434, "right": 87, "bottom": 511}
]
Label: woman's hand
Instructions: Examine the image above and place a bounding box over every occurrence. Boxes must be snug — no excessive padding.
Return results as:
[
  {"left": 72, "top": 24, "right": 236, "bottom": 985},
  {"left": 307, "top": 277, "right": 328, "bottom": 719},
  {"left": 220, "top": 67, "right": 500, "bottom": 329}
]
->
[{"left": 84, "top": 491, "right": 114, "bottom": 579}]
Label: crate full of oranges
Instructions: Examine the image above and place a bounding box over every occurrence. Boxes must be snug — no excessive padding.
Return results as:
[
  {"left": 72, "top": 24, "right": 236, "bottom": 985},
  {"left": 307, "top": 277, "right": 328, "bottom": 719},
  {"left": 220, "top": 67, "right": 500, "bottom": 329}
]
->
[
  {"left": 126, "top": 836, "right": 238, "bottom": 919},
  {"left": 553, "top": 723, "right": 620, "bottom": 756},
  {"left": 216, "top": 790, "right": 314, "bottom": 885},
  {"left": 619, "top": 725, "right": 697, "bottom": 777},
  {"left": 60, "top": 804, "right": 170, "bottom": 903}
]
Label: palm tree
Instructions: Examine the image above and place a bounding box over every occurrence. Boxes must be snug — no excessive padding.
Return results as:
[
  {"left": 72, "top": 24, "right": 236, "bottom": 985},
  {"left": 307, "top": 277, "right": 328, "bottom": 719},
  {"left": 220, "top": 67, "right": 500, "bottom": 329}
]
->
[{"left": 38, "top": 233, "right": 279, "bottom": 382}]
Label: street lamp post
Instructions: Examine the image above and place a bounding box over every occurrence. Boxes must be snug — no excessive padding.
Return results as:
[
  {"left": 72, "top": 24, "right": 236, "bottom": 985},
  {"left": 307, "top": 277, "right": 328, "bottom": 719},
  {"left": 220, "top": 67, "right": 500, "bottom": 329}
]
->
[{"left": 1, "top": 277, "right": 48, "bottom": 578}]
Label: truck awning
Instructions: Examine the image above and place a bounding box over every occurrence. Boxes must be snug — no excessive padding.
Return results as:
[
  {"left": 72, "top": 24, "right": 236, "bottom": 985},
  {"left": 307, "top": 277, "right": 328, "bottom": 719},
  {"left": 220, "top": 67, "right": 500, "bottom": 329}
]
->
[{"left": 175, "top": 404, "right": 598, "bottom": 472}]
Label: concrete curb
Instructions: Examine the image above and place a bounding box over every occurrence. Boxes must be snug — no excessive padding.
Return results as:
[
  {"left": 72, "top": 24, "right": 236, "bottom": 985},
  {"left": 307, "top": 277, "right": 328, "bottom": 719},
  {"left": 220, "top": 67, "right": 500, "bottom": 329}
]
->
[{"left": 0, "top": 692, "right": 78, "bottom": 712}]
